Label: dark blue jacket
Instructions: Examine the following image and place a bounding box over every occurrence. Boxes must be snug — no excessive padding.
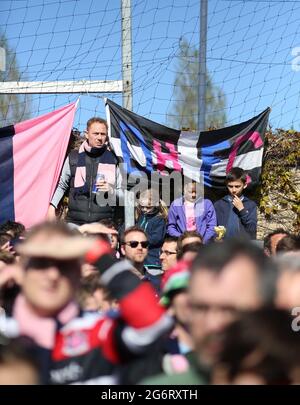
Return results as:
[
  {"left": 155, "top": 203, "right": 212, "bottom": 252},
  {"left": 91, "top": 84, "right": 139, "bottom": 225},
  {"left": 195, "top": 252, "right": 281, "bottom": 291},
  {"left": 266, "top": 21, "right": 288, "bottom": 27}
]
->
[
  {"left": 214, "top": 195, "right": 257, "bottom": 239},
  {"left": 137, "top": 211, "right": 166, "bottom": 267}
]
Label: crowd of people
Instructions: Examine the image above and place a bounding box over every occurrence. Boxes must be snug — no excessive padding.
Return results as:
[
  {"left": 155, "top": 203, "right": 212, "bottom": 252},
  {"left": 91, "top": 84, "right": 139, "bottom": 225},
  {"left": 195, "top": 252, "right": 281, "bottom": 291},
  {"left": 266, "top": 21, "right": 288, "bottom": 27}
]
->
[{"left": 0, "top": 116, "right": 299, "bottom": 385}]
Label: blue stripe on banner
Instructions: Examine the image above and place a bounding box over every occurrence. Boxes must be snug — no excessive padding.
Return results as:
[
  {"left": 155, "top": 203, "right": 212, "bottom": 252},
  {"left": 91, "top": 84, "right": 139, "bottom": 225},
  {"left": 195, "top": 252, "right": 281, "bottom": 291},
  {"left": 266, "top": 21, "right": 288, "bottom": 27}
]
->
[
  {"left": 200, "top": 139, "right": 231, "bottom": 187},
  {"left": 0, "top": 125, "right": 15, "bottom": 223},
  {"left": 120, "top": 121, "right": 153, "bottom": 173}
]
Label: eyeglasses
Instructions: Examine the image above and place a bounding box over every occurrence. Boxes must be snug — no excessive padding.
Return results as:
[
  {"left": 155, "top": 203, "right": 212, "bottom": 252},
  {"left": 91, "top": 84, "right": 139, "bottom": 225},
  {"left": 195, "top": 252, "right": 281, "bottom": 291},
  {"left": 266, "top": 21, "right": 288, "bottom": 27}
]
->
[
  {"left": 125, "top": 240, "right": 149, "bottom": 249},
  {"left": 160, "top": 249, "right": 177, "bottom": 256}
]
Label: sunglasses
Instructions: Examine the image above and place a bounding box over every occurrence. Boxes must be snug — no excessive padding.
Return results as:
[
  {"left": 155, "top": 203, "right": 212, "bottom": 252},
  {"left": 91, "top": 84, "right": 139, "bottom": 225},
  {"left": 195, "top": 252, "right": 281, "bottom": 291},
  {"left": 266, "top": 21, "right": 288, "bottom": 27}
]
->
[
  {"left": 25, "top": 257, "right": 79, "bottom": 272},
  {"left": 125, "top": 240, "right": 149, "bottom": 249}
]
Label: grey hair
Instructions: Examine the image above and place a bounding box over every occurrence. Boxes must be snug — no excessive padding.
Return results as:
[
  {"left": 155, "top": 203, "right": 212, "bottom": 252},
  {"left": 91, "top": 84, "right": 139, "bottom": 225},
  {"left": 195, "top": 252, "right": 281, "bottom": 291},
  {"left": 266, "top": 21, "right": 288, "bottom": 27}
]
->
[{"left": 275, "top": 253, "right": 300, "bottom": 274}]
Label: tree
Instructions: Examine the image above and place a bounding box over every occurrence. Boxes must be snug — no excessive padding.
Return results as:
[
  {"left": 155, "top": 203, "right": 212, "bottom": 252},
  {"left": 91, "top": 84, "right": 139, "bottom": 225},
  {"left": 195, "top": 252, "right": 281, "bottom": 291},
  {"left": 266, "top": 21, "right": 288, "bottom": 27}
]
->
[
  {"left": 167, "top": 39, "right": 226, "bottom": 130},
  {"left": 258, "top": 128, "right": 300, "bottom": 236},
  {"left": 0, "top": 34, "right": 31, "bottom": 127}
]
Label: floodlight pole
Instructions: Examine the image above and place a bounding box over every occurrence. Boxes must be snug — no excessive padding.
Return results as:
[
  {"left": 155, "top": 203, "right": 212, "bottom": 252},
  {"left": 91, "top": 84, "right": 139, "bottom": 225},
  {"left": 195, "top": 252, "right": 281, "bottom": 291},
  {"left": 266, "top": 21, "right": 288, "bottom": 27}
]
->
[
  {"left": 198, "top": 0, "right": 208, "bottom": 132},
  {"left": 122, "top": 0, "right": 135, "bottom": 229}
]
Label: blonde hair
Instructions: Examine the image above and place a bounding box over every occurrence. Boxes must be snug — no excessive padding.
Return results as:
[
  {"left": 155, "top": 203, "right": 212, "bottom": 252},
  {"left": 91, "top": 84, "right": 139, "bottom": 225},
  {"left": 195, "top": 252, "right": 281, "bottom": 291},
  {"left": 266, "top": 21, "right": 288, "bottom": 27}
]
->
[{"left": 136, "top": 189, "right": 168, "bottom": 220}]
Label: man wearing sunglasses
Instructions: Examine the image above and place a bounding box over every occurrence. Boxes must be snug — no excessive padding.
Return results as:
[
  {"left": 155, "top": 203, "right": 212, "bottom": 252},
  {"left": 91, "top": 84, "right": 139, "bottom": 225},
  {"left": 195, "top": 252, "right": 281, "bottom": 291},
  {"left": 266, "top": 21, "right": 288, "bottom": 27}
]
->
[
  {"left": 4, "top": 222, "right": 172, "bottom": 385},
  {"left": 121, "top": 226, "right": 161, "bottom": 293}
]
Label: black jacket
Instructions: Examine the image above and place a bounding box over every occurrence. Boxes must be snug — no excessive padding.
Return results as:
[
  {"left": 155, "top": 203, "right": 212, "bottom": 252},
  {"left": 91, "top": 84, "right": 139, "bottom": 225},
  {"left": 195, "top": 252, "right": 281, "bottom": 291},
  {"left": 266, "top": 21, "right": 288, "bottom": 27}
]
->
[{"left": 67, "top": 146, "right": 117, "bottom": 225}]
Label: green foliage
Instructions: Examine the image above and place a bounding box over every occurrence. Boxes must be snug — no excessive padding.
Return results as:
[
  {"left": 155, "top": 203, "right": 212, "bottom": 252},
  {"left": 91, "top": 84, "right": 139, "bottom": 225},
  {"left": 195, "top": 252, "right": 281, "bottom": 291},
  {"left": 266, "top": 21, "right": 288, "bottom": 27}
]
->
[
  {"left": 259, "top": 128, "right": 300, "bottom": 232},
  {"left": 167, "top": 38, "right": 226, "bottom": 130},
  {"left": 0, "top": 33, "right": 32, "bottom": 126}
]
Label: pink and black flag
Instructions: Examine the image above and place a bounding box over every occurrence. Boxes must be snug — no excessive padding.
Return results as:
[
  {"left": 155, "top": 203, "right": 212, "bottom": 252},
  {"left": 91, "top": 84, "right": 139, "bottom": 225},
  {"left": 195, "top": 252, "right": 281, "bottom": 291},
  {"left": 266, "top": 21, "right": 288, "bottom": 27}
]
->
[
  {"left": 106, "top": 98, "right": 270, "bottom": 189},
  {"left": 0, "top": 102, "right": 77, "bottom": 228}
]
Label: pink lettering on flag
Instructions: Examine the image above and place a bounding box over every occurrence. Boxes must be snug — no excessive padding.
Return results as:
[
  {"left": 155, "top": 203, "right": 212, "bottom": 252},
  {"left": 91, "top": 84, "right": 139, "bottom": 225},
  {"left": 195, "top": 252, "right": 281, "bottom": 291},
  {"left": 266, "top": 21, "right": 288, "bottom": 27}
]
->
[
  {"left": 153, "top": 140, "right": 181, "bottom": 173},
  {"left": 226, "top": 131, "right": 263, "bottom": 183},
  {"left": 13, "top": 102, "right": 77, "bottom": 228}
]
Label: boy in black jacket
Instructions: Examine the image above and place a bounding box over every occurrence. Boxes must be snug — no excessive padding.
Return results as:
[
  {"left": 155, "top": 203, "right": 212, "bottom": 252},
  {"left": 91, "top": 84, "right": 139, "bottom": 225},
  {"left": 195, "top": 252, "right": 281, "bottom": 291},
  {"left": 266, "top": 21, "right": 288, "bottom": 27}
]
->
[{"left": 214, "top": 167, "right": 257, "bottom": 240}]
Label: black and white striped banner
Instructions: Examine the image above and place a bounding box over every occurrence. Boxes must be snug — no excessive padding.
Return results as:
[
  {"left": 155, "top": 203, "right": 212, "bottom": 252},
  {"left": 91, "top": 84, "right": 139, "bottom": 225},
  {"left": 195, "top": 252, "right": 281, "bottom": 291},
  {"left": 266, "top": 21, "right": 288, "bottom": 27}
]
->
[{"left": 106, "top": 99, "right": 270, "bottom": 189}]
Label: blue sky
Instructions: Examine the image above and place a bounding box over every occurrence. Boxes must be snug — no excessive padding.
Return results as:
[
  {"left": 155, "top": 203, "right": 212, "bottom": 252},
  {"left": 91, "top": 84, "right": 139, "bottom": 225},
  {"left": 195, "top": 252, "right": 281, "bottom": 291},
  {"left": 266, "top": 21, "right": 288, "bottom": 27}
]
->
[{"left": 1, "top": 0, "right": 300, "bottom": 131}]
